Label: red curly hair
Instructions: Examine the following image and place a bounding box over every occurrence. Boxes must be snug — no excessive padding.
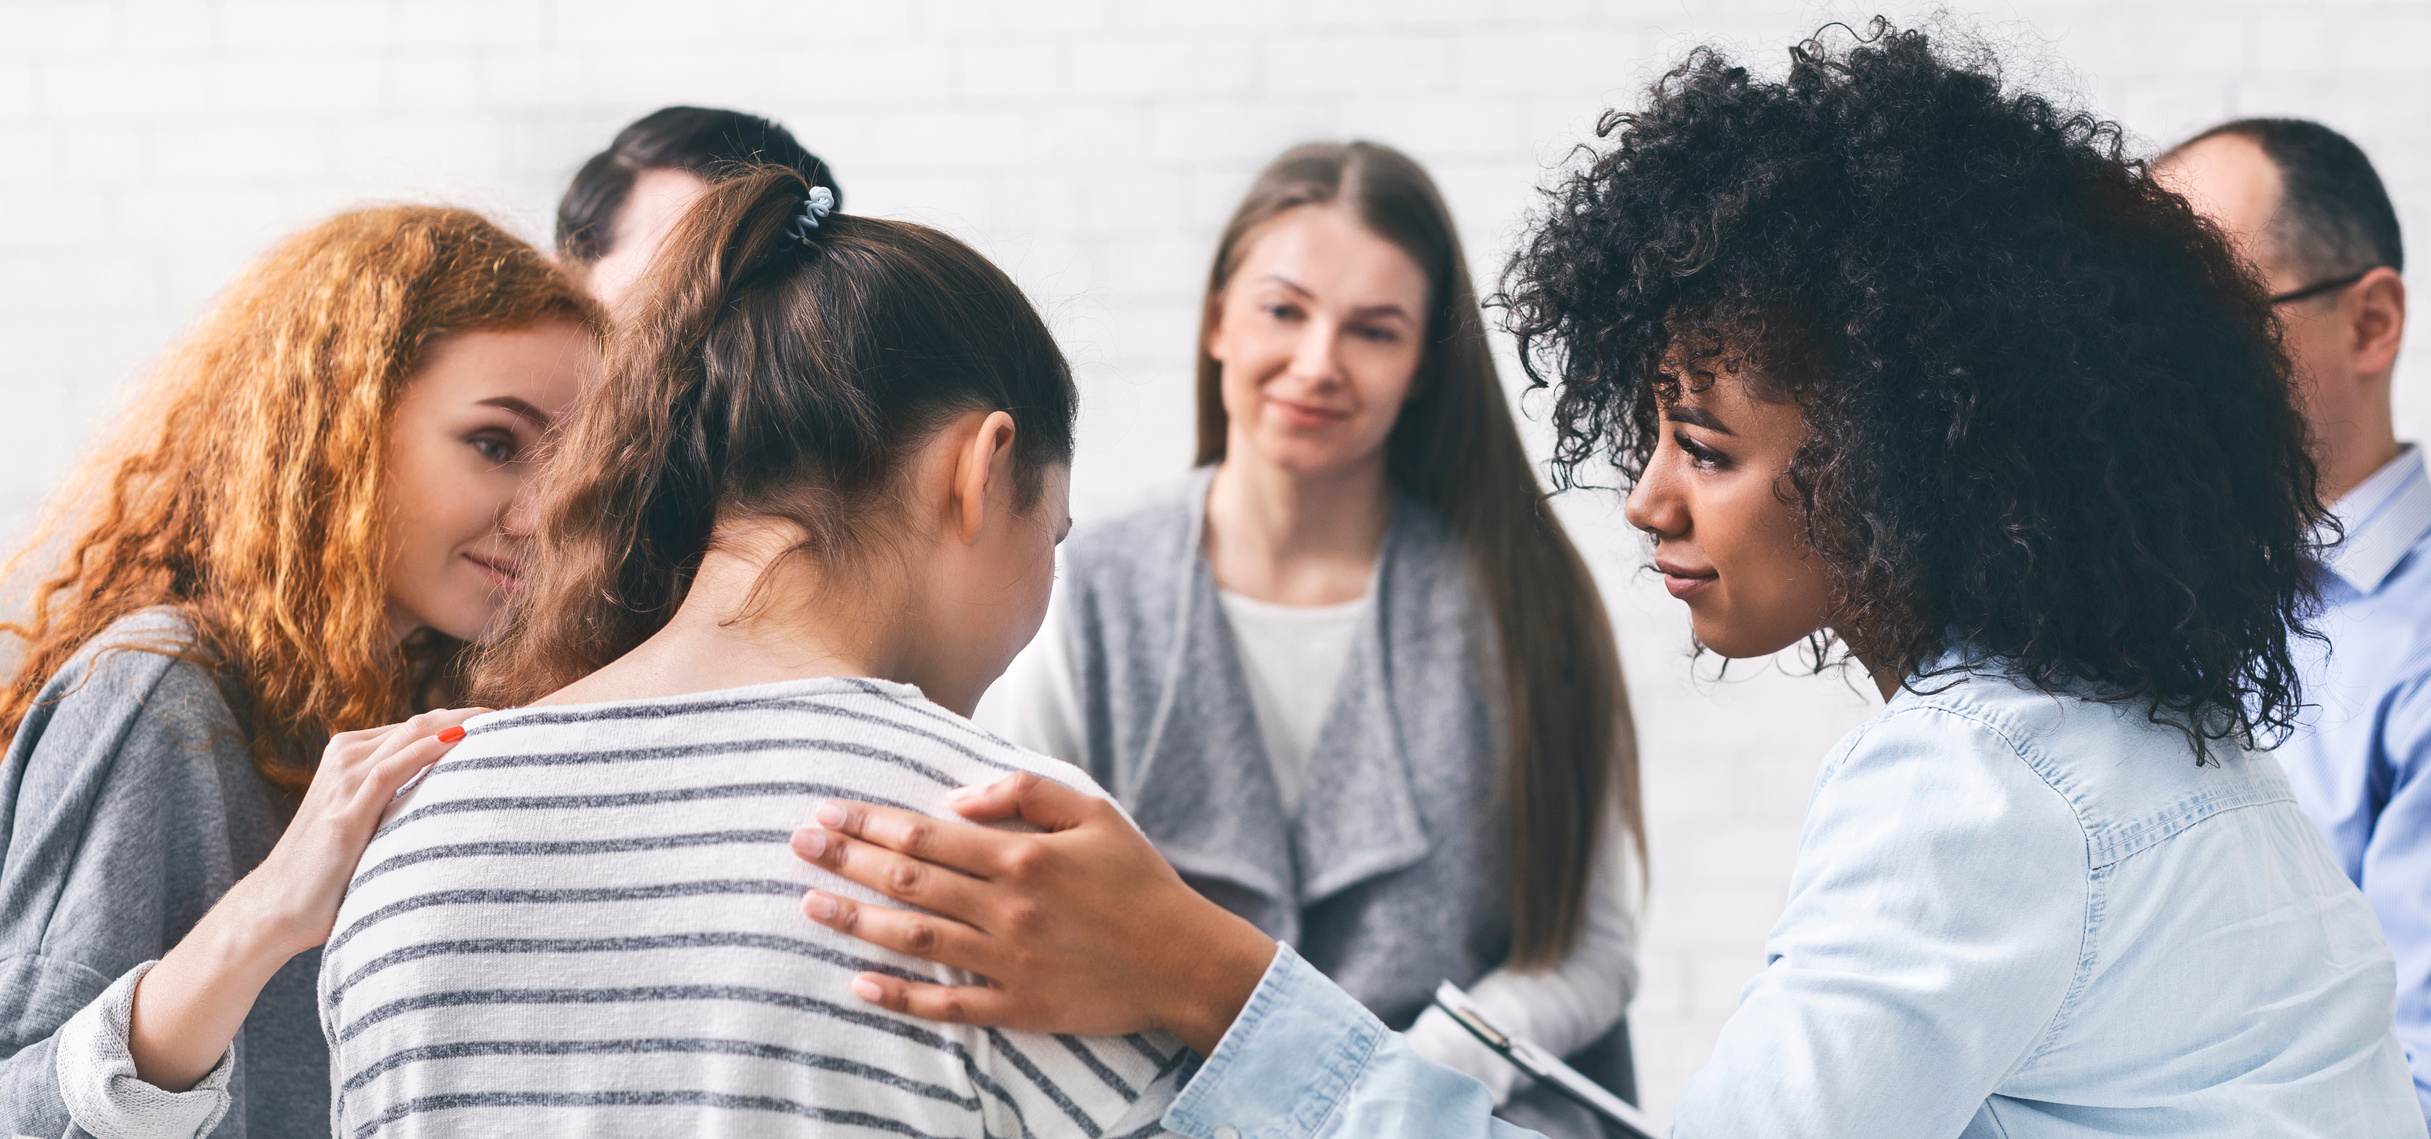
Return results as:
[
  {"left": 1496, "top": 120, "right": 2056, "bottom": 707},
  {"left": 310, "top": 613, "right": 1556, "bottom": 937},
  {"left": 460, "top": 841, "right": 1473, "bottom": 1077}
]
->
[{"left": 0, "top": 205, "right": 599, "bottom": 791}]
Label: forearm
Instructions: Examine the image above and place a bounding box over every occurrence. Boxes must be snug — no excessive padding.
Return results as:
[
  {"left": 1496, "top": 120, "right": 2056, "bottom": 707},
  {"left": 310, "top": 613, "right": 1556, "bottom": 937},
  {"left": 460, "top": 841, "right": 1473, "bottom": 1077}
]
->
[
  {"left": 6, "top": 957, "right": 244, "bottom": 1139},
  {"left": 128, "top": 877, "right": 303, "bottom": 1091},
  {"left": 1457, "top": 937, "right": 1634, "bottom": 1057}
]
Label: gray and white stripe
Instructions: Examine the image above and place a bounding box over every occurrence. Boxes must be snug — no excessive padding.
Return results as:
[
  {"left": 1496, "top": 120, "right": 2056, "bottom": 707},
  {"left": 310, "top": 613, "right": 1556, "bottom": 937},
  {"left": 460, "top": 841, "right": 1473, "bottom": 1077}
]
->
[{"left": 321, "top": 676, "right": 1182, "bottom": 1138}]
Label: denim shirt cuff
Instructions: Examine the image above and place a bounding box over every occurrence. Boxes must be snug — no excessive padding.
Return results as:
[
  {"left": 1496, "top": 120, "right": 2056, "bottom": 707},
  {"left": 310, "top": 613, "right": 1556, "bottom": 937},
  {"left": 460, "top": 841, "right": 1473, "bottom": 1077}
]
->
[{"left": 1164, "top": 943, "right": 1389, "bottom": 1139}]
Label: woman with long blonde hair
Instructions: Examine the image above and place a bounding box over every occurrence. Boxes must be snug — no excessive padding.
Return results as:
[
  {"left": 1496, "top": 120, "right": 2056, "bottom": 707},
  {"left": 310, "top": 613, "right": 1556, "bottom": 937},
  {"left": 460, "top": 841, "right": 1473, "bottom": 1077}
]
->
[
  {"left": 0, "top": 206, "right": 597, "bottom": 1136},
  {"left": 975, "top": 141, "right": 1642, "bottom": 1135}
]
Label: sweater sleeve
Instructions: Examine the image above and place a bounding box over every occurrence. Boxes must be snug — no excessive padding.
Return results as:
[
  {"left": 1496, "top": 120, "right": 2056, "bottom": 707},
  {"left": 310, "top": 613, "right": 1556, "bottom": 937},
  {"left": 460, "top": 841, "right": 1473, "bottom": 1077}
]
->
[
  {"left": 0, "top": 632, "right": 255, "bottom": 1138},
  {"left": 56, "top": 960, "right": 237, "bottom": 1135}
]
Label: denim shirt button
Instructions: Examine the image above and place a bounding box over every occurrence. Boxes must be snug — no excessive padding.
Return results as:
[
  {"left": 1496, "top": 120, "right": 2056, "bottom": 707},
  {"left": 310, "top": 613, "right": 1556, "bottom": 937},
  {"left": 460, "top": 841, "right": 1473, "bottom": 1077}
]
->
[{"left": 1213, "top": 1127, "right": 1240, "bottom": 1139}]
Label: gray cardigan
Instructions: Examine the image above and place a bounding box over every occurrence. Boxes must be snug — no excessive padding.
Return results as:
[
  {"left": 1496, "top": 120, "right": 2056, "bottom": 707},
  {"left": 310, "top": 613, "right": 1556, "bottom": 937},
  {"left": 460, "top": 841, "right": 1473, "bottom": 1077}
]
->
[
  {"left": 0, "top": 609, "right": 326, "bottom": 1138},
  {"left": 1059, "top": 476, "right": 1512, "bottom": 1030},
  {"left": 1060, "top": 477, "right": 1609, "bottom": 1137}
]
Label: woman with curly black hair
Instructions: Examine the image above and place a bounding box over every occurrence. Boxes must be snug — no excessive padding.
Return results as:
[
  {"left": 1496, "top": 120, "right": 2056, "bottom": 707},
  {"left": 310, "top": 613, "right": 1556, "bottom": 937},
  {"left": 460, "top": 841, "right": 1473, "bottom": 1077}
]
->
[{"left": 782, "top": 23, "right": 2423, "bottom": 1136}]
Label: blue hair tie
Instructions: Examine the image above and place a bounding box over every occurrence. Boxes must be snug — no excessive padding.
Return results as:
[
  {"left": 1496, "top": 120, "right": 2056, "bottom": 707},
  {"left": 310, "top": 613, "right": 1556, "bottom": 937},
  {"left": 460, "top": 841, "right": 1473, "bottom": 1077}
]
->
[{"left": 785, "top": 186, "right": 836, "bottom": 243}]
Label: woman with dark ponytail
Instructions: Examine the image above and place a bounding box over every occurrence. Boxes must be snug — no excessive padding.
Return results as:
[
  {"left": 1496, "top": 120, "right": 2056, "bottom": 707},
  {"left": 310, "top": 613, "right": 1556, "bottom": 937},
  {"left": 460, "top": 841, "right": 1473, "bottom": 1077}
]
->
[{"left": 316, "top": 167, "right": 1184, "bottom": 1135}]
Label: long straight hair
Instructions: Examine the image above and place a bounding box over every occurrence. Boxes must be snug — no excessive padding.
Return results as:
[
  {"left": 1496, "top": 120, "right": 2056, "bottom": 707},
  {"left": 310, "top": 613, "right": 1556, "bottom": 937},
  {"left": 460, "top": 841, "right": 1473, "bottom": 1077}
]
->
[
  {"left": 1196, "top": 142, "right": 1641, "bottom": 965},
  {"left": 478, "top": 167, "right": 1075, "bottom": 705}
]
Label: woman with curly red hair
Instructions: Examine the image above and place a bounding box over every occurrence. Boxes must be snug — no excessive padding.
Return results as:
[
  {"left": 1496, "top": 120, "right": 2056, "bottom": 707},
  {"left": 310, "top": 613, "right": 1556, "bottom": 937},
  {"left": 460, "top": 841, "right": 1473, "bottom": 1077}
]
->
[{"left": 0, "top": 206, "right": 597, "bottom": 1136}]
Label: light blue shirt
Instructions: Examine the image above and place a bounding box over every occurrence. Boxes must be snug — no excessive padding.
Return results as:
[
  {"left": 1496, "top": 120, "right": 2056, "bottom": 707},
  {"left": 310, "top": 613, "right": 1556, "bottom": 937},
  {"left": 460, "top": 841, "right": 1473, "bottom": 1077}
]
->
[
  {"left": 1165, "top": 661, "right": 2424, "bottom": 1137},
  {"left": 2285, "top": 444, "right": 2431, "bottom": 1119}
]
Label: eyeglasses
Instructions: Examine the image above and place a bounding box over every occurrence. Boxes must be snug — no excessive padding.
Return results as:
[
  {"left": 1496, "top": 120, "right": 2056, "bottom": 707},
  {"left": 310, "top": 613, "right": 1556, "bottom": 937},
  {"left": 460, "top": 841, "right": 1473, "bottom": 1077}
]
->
[{"left": 2269, "top": 266, "right": 2378, "bottom": 306}]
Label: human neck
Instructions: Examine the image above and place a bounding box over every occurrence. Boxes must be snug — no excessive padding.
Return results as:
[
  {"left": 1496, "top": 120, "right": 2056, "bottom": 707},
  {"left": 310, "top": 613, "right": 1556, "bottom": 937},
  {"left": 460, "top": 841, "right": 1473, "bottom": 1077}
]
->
[
  {"left": 540, "top": 526, "right": 948, "bottom": 709},
  {"left": 1826, "top": 632, "right": 1901, "bottom": 703},
  {"left": 1204, "top": 441, "right": 1392, "bottom": 606},
  {"left": 2313, "top": 388, "right": 2403, "bottom": 507}
]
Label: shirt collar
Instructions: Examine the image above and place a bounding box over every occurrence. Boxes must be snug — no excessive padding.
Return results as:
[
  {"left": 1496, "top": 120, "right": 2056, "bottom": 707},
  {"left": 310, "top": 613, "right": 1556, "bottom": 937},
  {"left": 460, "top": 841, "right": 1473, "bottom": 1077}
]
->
[{"left": 2323, "top": 444, "right": 2431, "bottom": 595}]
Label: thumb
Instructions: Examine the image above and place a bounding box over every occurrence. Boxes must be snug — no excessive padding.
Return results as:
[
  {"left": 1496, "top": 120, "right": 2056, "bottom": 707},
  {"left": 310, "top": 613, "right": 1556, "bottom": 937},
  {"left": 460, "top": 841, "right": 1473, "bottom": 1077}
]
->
[{"left": 949, "top": 772, "right": 1097, "bottom": 832}]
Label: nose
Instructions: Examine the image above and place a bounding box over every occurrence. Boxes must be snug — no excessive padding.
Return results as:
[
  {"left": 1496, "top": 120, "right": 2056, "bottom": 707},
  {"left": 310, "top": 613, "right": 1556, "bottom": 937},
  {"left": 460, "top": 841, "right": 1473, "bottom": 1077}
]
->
[
  {"left": 1624, "top": 448, "right": 1687, "bottom": 541},
  {"left": 500, "top": 481, "right": 540, "bottom": 540},
  {"left": 1284, "top": 315, "right": 1348, "bottom": 390}
]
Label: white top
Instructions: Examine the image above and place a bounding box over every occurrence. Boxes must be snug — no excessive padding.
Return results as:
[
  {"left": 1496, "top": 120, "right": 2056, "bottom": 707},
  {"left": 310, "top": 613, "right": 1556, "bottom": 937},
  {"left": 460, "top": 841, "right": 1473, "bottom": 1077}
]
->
[
  {"left": 978, "top": 590, "right": 1639, "bottom": 1105},
  {"left": 322, "top": 676, "right": 1183, "bottom": 1137},
  {"left": 1214, "top": 588, "right": 1370, "bottom": 817}
]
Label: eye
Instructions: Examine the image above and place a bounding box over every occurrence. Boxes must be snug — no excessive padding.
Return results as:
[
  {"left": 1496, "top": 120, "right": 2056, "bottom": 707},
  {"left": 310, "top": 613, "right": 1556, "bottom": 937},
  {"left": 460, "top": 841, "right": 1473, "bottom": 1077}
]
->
[
  {"left": 1353, "top": 324, "right": 1402, "bottom": 345},
  {"left": 1675, "top": 431, "right": 1730, "bottom": 471},
  {"left": 469, "top": 430, "right": 517, "bottom": 464},
  {"left": 1262, "top": 302, "right": 1303, "bottom": 322}
]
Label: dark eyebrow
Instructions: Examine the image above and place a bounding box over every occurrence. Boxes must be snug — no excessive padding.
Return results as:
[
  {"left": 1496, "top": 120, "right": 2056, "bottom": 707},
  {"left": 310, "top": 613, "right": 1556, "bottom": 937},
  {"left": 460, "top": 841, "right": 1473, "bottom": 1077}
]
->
[
  {"left": 1664, "top": 404, "right": 1734, "bottom": 435},
  {"left": 1257, "top": 273, "right": 1313, "bottom": 298},
  {"left": 1348, "top": 303, "right": 1414, "bottom": 322},
  {"left": 477, "top": 396, "right": 551, "bottom": 428},
  {"left": 1256, "top": 275, "right": 1413, "bottom": 321}
]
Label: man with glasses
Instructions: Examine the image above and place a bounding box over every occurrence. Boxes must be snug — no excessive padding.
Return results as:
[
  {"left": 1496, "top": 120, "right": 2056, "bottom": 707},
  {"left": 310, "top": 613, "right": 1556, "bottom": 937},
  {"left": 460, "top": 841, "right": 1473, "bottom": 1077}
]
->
[{"left": 2160, "top": 119, "right": 2427, "bottom": 1121}]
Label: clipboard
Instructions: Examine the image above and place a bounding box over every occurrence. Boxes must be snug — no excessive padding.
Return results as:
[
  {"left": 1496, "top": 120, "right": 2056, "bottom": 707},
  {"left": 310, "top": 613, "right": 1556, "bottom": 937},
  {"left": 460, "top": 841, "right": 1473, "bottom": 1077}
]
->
[{"left": 1432, "top": 980, "right": 1660, "bottom": 1139}]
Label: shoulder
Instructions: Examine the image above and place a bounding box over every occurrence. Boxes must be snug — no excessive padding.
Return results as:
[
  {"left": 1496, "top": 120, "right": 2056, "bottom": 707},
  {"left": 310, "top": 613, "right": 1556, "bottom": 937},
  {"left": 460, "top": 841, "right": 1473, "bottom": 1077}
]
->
[
  {"left": 1818, "top": 680, "right": 2082, "bottom": 832},
  {"left": 823, "top": 683, "right": 1118, "bottom": 804},
  {"left": 0, "top": 610, "right": 255, "bottom": 876},
  {"left": 1789, "top": 684, "right": 2096, "bottom": 930},
  {"left": 911, "top": 693, "right": 1117, "bottom": 801},
  {"left": 1380, "top": 492, "right": 1474, "bottom": 596},
  {"left": 2319, "top": 538, "right": 2431, "bottom": 676},
  {"left": 2366, "top": 641, "right": 2431, "bottom": 763},
  {"left": 1849, "top": 665, "right": 2287, "bottom": 867},
  {"left": 11, "top": 608, "right": 241, "bottom": 765},
  {"left": 1061, "top": 477, "right": 1203, "bottom": 579},
  {"left": 984, "top": 736, "right": 1117, "bottom": 802},
  {"left": 1387, "top": 491, "right": 1460, "bottom": 552}
]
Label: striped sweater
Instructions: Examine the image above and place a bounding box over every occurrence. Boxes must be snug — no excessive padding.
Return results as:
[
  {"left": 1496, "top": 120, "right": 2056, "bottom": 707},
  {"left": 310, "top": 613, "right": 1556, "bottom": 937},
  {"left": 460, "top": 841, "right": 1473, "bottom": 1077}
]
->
[{"left": 319, "top": 677, "right": 1186, "bottom": 1138}]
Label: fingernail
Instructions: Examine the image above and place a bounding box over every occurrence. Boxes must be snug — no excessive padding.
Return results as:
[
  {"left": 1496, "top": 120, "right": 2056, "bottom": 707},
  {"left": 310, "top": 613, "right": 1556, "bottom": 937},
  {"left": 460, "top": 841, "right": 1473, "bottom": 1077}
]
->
[
  {"left": 796, "top": 830, "right": 827, "bottom": 858},
  {"left": 814, "top": 802, "right": 846, "bottom": 827},
  {"left": 437, "top": 726, "right": 466, "bottom": 744},
  {"left": 948, "top": 786, "right": 979, "bottom": 802},
  {"left": 806, "top": 892, "right": 838, "bottom": 920},
  {"left": 852, "top": 976, "right": 884, "bottom": 1001}
]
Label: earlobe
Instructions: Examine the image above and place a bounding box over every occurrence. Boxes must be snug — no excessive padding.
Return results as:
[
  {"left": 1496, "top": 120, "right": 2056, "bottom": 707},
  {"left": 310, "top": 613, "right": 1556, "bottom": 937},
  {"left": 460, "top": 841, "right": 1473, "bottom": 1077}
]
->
[{"left": 1203, "top": 296, "right": 1230, "bottom": 363}]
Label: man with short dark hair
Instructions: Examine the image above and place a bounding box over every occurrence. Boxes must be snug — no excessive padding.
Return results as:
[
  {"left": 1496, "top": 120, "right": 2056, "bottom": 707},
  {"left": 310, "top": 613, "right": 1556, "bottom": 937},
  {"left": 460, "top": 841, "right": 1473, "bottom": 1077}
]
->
[
  {"left": 556, "top": 106, "right": 841, "bottom": 315},
  {"left": 2160, "top": 119, "right": 2429, "bottom": 1120}
]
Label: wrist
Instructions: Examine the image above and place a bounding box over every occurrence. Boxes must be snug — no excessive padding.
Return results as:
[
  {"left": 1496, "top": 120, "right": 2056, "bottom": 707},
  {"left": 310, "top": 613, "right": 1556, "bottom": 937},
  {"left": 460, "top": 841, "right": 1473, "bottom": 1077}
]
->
[
  {"left": 1162, "top": 913, "right": 1277, "bottom": 1057},
  {"left": 208, "top": 874, "right": 319, "bottom": 964},
  {"left": 130, "top": 883, "right": 299, "bottom": 1091}
]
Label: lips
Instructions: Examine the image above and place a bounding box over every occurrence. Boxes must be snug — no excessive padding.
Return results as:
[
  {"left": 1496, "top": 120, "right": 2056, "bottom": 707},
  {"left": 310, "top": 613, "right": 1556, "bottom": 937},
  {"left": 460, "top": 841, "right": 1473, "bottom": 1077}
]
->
[
  {"left": 1267, "top": 396, "right": 1351, "bottom": 429},
  {"left": 1653, "top": 558, "right": 1717, "bottom": 600},
  {"left": 465, "top": 553, "right": 523, "bottom": 593}
]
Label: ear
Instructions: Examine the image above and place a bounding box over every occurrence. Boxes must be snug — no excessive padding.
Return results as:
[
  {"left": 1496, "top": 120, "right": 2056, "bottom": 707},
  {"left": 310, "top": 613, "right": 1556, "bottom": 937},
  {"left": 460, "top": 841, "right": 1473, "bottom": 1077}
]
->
[
  {"left": 1203, "top": 291, "right": 1231, "bottom": 364},
  {"left": 952, "top": 411, "right": 1020, "bottom": 544},
  {"left": 2351, "top": 267, "right": 2407, "bottom": 379}
]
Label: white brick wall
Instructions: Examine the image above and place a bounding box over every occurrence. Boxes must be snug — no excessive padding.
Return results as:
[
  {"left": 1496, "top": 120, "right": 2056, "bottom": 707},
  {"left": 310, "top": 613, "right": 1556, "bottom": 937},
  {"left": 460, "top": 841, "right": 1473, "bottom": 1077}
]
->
[{"left": 6, "top": 0, "right": 2426, "bottom": 1123}]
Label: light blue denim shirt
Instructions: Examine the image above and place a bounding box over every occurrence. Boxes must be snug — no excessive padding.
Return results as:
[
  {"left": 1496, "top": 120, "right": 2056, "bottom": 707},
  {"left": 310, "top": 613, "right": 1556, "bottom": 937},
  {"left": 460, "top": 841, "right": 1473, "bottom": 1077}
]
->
[
  {"left": 2283, "top": 445, "right": 2431, "bottom": 1119},
  {"left": 1165, "top": 662, "right": 2425, "bottom": 1137}
]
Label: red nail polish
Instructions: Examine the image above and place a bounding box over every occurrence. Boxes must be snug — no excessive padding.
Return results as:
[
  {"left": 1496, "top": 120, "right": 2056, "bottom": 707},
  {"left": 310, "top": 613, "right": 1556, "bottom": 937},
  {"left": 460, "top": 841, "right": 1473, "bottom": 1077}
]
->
[{"left": 437, "top": 726, "right": 466, "bottom": 744}]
